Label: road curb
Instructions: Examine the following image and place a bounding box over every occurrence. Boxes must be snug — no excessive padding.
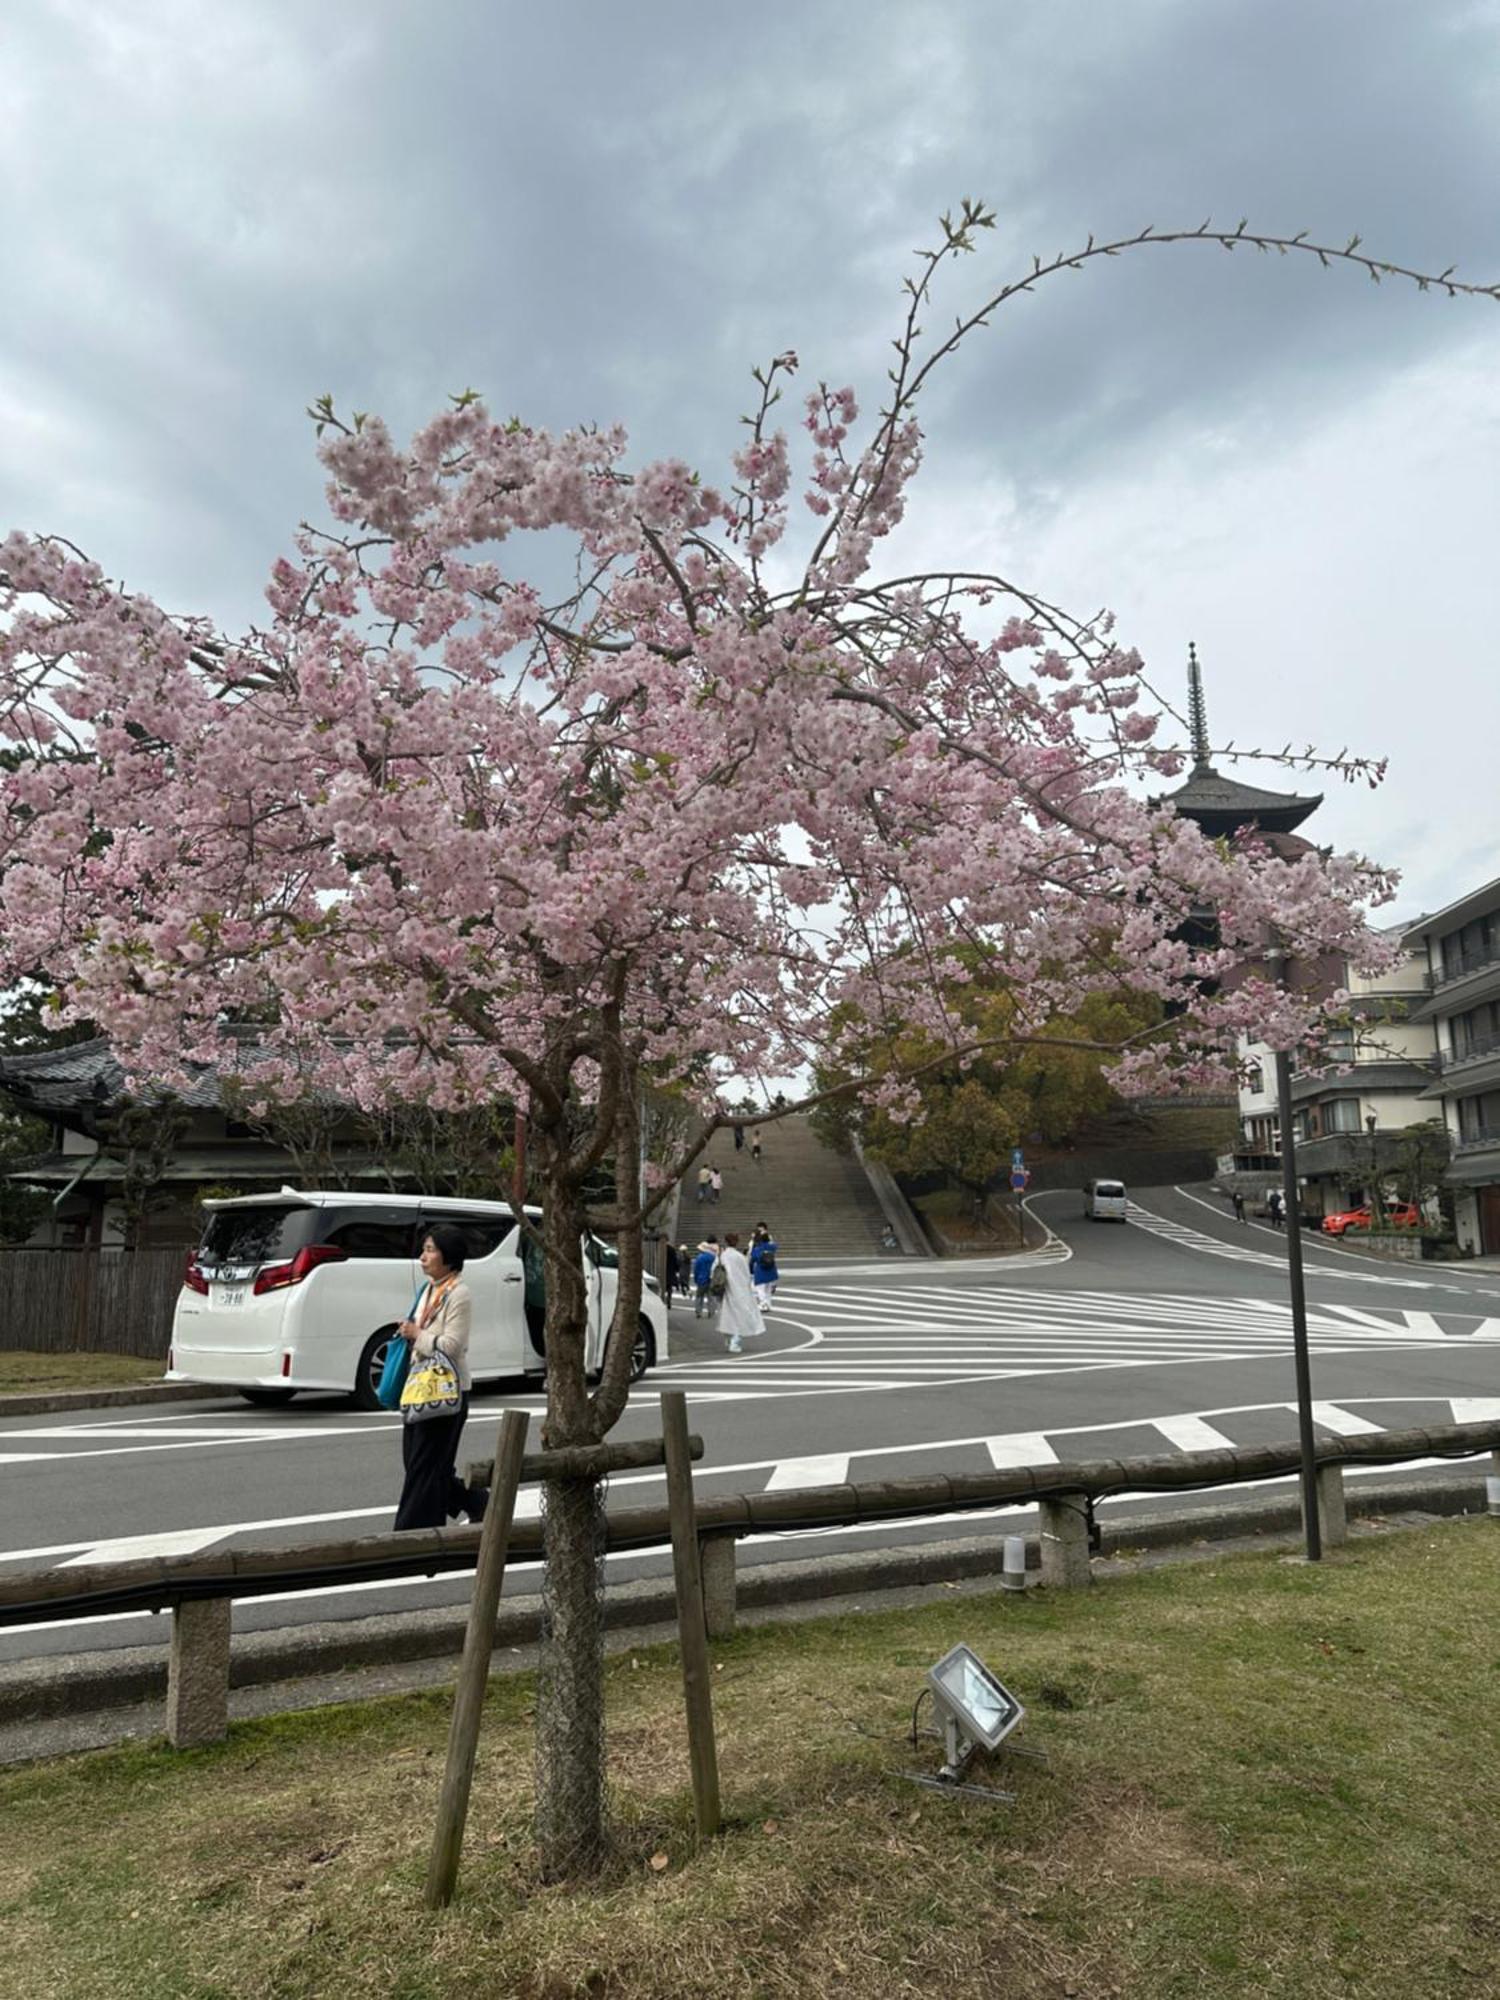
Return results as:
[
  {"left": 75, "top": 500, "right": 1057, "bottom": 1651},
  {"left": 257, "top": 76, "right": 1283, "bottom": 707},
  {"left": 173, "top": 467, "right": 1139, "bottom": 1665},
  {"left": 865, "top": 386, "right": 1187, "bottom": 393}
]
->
[
  {"left": 0, "top": 1381, "right": 225, "bottom": 1419},
  {"left": 0, "top": 1468, "right": 1487, "bottom": 1732}
]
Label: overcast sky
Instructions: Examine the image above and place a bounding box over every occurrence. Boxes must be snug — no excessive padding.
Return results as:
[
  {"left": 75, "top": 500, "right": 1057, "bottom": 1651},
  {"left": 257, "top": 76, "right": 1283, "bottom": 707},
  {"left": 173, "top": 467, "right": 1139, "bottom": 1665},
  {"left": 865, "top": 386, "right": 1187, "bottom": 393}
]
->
[{"left": 3, "top": 0, "right": 1497, "bottom": 922}]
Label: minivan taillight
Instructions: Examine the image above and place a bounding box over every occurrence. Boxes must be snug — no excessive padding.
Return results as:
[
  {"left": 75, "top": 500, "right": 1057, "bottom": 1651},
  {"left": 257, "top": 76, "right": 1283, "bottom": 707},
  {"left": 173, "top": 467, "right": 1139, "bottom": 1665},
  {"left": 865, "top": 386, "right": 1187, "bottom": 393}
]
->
[
  {"left": 184, "top": 1254, "right": 210, "bottom": 1296},
  {"left": 252, "top": 1242, "right": 349, "bottom": 1296}
]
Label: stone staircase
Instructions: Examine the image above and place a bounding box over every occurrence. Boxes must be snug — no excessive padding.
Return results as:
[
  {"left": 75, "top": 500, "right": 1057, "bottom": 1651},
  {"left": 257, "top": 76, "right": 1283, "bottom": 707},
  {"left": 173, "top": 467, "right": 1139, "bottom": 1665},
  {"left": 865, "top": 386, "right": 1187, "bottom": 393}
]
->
[{"left": 680, "top": 1114, "right": 905, "bottom": 1263}]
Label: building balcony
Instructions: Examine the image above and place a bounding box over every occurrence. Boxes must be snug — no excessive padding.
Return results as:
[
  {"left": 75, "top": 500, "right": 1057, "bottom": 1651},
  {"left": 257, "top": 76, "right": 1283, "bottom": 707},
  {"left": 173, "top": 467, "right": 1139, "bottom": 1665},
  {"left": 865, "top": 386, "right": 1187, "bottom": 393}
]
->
[
  {"left": 1447, "top": 1130, "right": 1500, "bottom": 1189},
  {"left": 1409, "top": 954, "right": 1500, "bottom": 1022},
  {"left": 1434, "top": 1028, "right": 1500, "bottom": 1074},
  {"left": 1421, "top": 1046, "right": 1500, "bottom": 1101},
  {"left": 1287, "top": 1057, "right": 1436, "bottom": 1105}
]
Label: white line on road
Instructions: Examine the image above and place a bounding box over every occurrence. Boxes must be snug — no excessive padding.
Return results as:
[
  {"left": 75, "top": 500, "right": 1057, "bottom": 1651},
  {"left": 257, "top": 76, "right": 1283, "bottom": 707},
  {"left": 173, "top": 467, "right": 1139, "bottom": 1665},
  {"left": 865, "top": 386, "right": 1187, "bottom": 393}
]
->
[
  {"left": 61, "top": 1526, "right": 234, "bottom": 1567},
  {"left": 1308, "top": 1402, "right": 1386, "bottom": 1436},
  {"left": 764, "top": 1454, "right": 851, "bottom": 1491},
  {"left": 1152, "top": 1414, "right": 1238, "bottom": 1453},
  {"left": 984, "top": 1433, "right": 1058, "bottom": 1469},
  {"left": 5, "top": 1391, "right": 1487, "bottom": 1575}
]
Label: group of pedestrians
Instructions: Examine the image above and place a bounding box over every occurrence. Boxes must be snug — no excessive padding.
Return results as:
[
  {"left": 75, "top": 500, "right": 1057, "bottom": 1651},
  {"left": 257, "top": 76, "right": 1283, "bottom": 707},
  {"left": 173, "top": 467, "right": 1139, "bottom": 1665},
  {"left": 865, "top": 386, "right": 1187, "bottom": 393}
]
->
[
  {"left": 665, "top": 1222, "right": 779, "bottom": 1355},
  {"left": 1224, "top": 1186, "right": 1285, "bottom": 1226},
  {"left": 695, "top": 1128, "right": 765, "bottom": 1205}
]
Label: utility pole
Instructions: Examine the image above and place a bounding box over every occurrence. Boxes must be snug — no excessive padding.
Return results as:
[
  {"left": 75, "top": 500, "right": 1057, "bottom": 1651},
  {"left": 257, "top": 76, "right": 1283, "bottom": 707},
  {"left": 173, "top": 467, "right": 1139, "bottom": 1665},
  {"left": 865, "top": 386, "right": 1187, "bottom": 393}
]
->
[{"left": 1274, "top": 1046, "right": 1322, "bottom": 1562}]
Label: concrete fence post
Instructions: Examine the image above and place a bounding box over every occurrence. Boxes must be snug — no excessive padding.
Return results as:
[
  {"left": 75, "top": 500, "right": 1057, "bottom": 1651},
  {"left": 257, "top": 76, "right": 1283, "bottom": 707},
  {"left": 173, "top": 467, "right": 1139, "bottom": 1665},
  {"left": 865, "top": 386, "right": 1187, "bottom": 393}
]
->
[
  {"left": 166, "top": 1596, "right": 232, "bottom": 1748},
  {"left": 1311, "top": 1463, "right": 1347, "bottom": 1549},
  {"left": 1038, "top": 1494, "right": 1092, "bottom": 1589},
  {"left": 700, "top": 1533, "right": 738, "bottom": 1639}
]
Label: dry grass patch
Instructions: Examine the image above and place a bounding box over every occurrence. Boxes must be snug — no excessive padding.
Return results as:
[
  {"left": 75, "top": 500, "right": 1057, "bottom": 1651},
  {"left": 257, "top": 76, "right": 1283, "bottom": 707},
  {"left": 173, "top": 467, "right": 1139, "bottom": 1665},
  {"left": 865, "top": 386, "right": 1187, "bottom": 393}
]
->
[
  {"left": 0, "top": 1349, "right": 166, "bottom": 1394},
  {"left": 2, "top": 1522, "right": 1498, "bottom": 1997}
]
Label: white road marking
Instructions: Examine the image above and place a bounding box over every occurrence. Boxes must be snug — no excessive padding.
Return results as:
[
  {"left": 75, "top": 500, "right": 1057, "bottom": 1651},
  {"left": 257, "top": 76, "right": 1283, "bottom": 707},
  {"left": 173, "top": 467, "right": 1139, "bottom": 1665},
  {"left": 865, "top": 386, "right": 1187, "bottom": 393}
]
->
[
  {"left": 1152, "top": 1414, "right": 1237, "bottom": 1453},
  {"left": 764, "top": 1453, "right": 851, "bottom": 1491},
  {"left": 985, "top": 1433, "right": 1058, "bottom": 1469},
  {"left": 1309, "top": 1402, "right": 1386, "bottom": 1436},
  {"left": 5, "top": 1393, "right": 1491, "bottom": 1580},
  {"left": 60, "top": 1526, "right": 231, "bottom": 1568},
  {"left": 1450, "top": 1397, "right": 1500, "bottom": 1423}
]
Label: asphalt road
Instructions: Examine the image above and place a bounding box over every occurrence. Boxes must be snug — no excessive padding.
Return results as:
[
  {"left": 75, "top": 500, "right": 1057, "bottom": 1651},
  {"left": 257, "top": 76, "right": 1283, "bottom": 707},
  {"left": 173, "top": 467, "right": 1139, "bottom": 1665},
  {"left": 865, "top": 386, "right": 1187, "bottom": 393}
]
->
[{"left": 3, "top": 1182, "right": 1496, "bottom": 1664}]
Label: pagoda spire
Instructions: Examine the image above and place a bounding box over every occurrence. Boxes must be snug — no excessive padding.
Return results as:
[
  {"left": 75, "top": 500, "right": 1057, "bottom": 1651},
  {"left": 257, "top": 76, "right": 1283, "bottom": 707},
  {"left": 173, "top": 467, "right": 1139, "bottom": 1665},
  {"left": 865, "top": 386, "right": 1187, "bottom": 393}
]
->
[
  {"left": 1153, "top": 639, "right": 1323, "bottom": 837},
  {"left": 1186, "top": 641, "right": 1212, "bottom": 772}
]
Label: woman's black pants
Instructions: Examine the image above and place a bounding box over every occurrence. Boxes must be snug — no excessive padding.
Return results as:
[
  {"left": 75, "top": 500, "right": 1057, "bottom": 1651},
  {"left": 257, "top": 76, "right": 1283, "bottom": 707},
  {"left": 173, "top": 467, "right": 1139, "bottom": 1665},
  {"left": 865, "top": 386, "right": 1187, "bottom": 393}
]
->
[{"left": 394, "top": 1394, "right": 481, "bottom": 1531}]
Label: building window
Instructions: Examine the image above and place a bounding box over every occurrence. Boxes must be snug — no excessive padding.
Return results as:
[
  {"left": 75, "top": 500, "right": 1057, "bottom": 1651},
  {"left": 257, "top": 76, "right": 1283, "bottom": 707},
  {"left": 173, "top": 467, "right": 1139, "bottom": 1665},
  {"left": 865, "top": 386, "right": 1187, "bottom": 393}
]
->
[
  {"left": 1244, "top": 1062, "right": 1264, "bottom": 1096},
  {"left": 1324, "top": 1099, "right": 1363, "bottom": 1134}
]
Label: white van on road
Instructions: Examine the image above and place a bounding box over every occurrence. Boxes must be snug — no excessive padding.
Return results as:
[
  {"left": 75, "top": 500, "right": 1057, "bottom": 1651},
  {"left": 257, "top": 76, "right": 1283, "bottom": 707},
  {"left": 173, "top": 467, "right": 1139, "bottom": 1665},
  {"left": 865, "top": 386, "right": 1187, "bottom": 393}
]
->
[
  {"left": 1083, "top": 1179, "right": 1128, "bottom": 1222},
  {"left": 169, "top": 1189, "right": 668, "bottom": 1408}
]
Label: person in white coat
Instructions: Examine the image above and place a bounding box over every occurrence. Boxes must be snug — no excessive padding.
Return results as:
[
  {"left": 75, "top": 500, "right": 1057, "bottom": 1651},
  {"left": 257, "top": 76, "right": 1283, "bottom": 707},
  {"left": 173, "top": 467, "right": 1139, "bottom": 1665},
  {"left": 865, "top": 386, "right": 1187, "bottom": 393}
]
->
[{"left": 716, "top": 1231, "right": 764, "bottom": 1354}]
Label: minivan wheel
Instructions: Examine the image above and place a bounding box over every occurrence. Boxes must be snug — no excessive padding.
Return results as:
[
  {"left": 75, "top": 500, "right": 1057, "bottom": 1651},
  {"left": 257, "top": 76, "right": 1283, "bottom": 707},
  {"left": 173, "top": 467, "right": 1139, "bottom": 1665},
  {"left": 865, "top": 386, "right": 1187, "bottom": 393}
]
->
[
  {"left": 238, "top": 1387, "right": 296, "bottom": 1407},
  {"left": 588, "top": 1318, "right": 656, "bottom": 1387},
  {"left": 354, "top": 1327, "right": 401, "bottom": 1411}
]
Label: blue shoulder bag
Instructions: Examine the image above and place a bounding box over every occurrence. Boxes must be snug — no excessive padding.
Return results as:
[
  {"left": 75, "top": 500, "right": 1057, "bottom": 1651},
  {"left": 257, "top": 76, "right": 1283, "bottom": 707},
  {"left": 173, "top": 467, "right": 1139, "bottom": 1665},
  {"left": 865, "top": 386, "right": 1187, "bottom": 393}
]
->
[{"left": 376, "top": 1284, "right": 426, "bottom": 1410}]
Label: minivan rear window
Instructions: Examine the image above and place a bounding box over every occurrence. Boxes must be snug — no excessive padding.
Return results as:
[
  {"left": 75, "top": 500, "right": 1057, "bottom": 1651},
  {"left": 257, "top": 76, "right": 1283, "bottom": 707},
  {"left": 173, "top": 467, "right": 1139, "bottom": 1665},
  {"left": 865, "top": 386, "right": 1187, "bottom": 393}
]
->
[
  {"left": 199, "top": 1205, "right": 315, "bottom": 1268},
  {"left": 1093, "top": 1182, "right": 1125, "bottom": 1198}
]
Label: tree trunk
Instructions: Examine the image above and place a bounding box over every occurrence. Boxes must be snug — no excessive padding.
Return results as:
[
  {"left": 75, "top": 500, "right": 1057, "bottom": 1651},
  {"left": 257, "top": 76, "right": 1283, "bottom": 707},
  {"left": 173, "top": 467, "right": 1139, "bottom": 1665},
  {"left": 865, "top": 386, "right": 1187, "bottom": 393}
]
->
[
  {"left": 534, "top": 1472, "right": 606, "bottom": 1878},
  {"left": 531, "top": 1119, "right": 608, "bottom": 1877}
]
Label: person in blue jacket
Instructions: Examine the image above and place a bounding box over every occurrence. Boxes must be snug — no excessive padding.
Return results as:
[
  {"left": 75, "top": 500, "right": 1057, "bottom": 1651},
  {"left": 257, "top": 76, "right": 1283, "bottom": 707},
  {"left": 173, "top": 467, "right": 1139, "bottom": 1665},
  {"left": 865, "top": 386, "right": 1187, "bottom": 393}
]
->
[
  {"left": 691, "top": 1239, "right": 719, "bottom": 1319},
  {"left": 748, "top": 1224, "right": 779, "bottom": 1311}
]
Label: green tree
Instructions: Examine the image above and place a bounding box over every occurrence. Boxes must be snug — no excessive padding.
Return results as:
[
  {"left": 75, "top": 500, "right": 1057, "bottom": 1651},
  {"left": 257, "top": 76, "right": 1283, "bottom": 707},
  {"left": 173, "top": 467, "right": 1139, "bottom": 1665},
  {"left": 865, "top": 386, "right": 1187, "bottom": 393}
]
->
[{"left": 822, "top": 978, "right": 1161, "bottom": 1201}]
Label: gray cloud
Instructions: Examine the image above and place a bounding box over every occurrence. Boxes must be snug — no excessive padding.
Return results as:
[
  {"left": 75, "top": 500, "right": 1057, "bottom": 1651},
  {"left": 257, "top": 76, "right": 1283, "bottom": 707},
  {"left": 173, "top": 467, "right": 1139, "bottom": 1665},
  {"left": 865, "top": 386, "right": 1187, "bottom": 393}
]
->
[{"left": 2, "top": 0, "right": 1497, "bottom": 903}]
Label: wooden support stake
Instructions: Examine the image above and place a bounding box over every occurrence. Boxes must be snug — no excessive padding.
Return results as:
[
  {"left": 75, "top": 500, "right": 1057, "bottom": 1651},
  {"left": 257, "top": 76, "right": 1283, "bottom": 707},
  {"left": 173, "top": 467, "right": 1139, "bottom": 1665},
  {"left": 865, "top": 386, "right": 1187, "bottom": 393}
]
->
[
  {"left": 424, "top": 1407, "right": 531, "bottom": 1909},
  {"left": 661, "top": 1389, "right": 721, "bottom": 1842}
]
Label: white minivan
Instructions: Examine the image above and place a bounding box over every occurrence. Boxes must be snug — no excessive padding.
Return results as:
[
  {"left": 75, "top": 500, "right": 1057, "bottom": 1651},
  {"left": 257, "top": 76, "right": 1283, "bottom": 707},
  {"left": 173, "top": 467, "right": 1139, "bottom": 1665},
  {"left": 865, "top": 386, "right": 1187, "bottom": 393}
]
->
[
  {"left": 1083, "top": 1179, "right": 1128, "bottom": 1222},
  {"left": 168, "top": 1188, "right": 669, "bottom": 1408}
]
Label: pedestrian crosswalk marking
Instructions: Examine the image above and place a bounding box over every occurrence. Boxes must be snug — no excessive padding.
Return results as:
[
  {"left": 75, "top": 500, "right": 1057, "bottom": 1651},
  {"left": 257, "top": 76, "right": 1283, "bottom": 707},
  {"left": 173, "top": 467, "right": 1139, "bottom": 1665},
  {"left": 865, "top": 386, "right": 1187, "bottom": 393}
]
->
[
  {"left": 1153, "top": 1414, "right": 1237, "bottom": 1453},
  {"left": 1122, "top": 1199, "right": 1452, "bottom": 1291},
  {"left": 650, "top": 1277, "right": 1485, "bottom": 1405},
  {"left": 985, "top": 1433, "right": 1058, "bottom": 1469},
  {"left": 1450, "top": 1397, "right": 1500, "bottom": 1422},
  {"left": 765, "top": 1453, "right": 851, "bottom": 1491},
  {"left": 13, "top": 1394, "right": 1486, "bottom": 1574},
  {"left": 1309, "top": 1402, "right": 1385, "bottom": 1436}
]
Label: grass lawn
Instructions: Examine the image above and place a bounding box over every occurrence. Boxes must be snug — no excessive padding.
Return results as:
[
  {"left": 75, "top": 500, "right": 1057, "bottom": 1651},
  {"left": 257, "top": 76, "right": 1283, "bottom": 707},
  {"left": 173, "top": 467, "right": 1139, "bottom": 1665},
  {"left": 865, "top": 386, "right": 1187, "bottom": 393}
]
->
[
  {"left": 0, "top": 1349, "right": 166, "bottom": 1395},
  {"left": 2, "top": 1523, "right": 1497, "bottom": 1998}
]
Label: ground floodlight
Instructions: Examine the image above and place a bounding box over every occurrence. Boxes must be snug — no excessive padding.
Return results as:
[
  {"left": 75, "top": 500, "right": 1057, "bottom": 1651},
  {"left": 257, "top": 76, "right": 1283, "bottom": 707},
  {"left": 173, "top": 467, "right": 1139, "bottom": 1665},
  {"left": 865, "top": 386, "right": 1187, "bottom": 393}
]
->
[
  {"left": 903, "top": 1643, "right": 1041, "bottom": 1803},
  {"left": 928, "top": 1644, "right": 1025, "bottom": 1764}
]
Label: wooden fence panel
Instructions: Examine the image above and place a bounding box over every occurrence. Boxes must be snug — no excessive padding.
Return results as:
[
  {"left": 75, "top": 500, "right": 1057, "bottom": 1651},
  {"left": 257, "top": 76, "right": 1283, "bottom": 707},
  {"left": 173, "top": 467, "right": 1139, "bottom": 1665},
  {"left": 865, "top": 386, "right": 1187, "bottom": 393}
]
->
[{"left": 0, "top": 1250, "right": 183, "bottom": 1358}]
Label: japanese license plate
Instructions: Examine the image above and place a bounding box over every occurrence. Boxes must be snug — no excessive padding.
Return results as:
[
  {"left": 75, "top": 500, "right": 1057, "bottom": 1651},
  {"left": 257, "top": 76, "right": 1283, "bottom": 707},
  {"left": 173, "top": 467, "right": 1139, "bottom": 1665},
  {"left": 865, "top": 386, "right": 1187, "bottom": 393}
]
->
[{"left": 216, "top": 1285, "right": 246, "bottom": 1309}]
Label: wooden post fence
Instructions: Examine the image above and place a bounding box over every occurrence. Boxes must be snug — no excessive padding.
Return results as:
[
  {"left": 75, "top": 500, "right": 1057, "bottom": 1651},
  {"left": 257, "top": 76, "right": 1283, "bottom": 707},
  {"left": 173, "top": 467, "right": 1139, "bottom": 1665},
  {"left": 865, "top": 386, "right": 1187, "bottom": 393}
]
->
[
  {"left": 425, "top": 1407, "right": 532, "bottom": 1908},
  {"left": 661, "top": 1389, "right": 721, "bottom": 1843}
]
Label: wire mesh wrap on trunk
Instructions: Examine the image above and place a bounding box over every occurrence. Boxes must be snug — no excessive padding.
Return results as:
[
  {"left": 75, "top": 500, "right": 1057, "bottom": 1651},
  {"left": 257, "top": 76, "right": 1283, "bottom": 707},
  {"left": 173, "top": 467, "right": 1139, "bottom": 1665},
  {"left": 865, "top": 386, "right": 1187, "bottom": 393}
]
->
[{"left": 534, "top": 1470, "right": 609, "bottom": 1878}]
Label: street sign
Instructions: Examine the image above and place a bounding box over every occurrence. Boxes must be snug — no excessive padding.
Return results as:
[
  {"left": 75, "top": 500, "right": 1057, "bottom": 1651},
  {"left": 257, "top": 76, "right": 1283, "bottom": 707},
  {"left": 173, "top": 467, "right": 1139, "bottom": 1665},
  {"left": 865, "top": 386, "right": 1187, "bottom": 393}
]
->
[
  {"left": 1011, "top": 1146, "right": 1024, "bottom": 1170},
  {"left": 1010, "top": 1170, "right": 1029, "bottom": 1193}
]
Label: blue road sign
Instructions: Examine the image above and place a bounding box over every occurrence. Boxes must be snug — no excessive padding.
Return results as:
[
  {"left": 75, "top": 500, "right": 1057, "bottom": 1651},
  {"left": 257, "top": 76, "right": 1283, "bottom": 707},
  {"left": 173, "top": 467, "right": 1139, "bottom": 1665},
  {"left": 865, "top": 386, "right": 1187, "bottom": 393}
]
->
[
  {"left": 1010, "top": 1170, "right": 1029, "bottom": 1192},
  {"left": 1011, "top": 1146, "right": 1024, "bottom": 1170}
]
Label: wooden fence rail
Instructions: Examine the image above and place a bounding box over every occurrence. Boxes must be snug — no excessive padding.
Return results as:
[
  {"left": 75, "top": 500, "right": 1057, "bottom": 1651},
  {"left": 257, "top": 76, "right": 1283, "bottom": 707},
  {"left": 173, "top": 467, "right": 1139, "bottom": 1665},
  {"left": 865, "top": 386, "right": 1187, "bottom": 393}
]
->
[
  {"left": 0, "top": 1248, "right": 184, "bottom": 1357},
  {"left": 0, "top": 1412, "right": 1496, "bottom": 1754}
]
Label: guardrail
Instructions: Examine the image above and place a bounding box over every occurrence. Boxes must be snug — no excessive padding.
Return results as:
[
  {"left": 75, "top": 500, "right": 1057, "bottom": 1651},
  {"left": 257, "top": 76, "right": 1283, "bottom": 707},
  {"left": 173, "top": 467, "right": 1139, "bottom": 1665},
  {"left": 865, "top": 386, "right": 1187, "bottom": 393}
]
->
[{"left": 3, "top": 1416, "right": 1497, "bottom": 1747}]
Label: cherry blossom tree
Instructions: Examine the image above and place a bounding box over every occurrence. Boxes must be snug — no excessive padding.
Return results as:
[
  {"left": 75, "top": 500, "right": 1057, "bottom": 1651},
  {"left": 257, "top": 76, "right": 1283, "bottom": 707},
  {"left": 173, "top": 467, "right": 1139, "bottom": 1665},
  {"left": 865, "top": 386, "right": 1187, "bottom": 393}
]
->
[{"left": 2, "top": 207, "right": 1493, "bottom": 1874}]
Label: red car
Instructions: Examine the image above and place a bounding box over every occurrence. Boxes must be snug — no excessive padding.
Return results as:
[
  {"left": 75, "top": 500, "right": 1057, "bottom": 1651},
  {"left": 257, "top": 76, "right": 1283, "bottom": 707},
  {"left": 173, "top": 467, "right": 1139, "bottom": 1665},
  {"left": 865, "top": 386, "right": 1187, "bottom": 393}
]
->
[{"left": 1321, "top": 1203, "right": 1420, "bottom": 1236}]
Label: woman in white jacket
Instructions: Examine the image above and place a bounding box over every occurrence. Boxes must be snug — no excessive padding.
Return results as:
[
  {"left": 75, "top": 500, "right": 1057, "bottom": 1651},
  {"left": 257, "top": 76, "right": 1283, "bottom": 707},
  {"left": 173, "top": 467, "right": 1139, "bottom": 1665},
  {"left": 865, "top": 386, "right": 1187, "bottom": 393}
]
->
[
  {"left": 393, "top": 1223, "right": 490, "bottom": 1530},
  {"left": 716, "top": 1232, "right": 765, "bottom": 1355}
]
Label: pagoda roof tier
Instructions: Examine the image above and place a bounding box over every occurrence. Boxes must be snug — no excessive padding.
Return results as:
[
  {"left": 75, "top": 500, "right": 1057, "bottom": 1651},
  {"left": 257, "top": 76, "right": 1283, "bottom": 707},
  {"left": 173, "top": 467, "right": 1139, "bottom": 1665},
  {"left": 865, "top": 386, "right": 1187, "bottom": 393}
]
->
[{"left": 1156, "top": 763, "right": 1323, "bottom": 836}]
